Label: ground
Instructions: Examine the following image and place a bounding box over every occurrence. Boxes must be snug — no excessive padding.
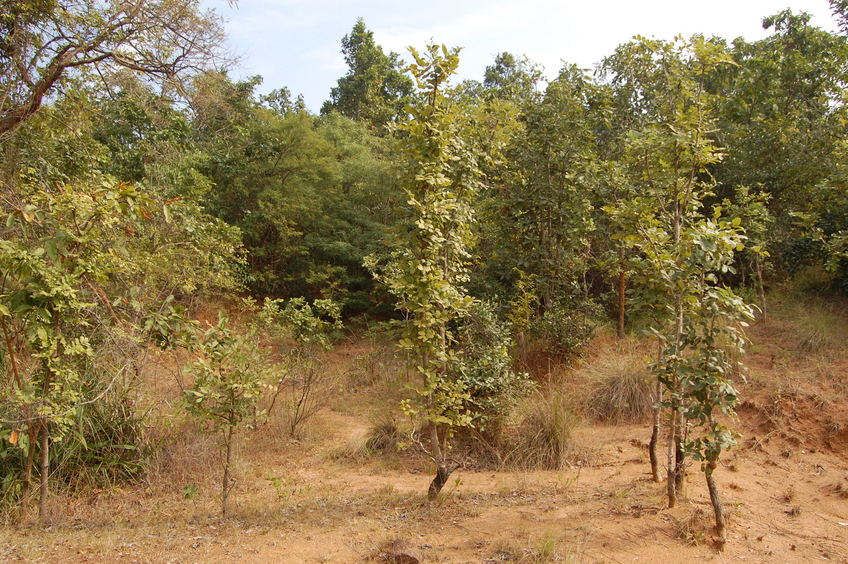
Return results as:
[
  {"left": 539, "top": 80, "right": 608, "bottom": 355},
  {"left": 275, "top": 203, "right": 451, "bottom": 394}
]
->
[{"left": 2, "top": 300, "right": 848, "bottom": 563}]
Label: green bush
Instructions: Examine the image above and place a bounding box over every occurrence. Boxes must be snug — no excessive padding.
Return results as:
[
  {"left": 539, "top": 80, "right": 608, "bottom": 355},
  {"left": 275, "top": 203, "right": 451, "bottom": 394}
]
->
[{"left": 532, "top": 298, "right": 603, "bottom": 357}]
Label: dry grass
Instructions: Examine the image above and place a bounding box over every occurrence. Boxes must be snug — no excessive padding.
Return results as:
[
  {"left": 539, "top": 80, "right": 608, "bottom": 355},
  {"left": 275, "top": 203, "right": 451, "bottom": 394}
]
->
[
  {"left": 671, "top": 508, "right": 711, "bottom": 546},
  {"left": 581, "top": 349, "right": 653, "bottom": 424},
  {"left": 505, "top": 387, "right": 582, "bottom": 470}
]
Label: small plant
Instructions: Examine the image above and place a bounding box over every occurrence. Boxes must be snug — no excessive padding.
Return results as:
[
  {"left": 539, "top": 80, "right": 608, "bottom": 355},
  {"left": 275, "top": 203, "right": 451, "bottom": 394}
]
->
[
  {"left": 181, "top": 483, "right": 198, "bottom": 499},
  {"left": 364, "top": 416, "right": 402, "bottom": 454},
  {"left": 830, "top": 476, "right": 848, "bottom": 498},
  {"left": 181, "top": 316, "right": 274, "bottom": 517}
]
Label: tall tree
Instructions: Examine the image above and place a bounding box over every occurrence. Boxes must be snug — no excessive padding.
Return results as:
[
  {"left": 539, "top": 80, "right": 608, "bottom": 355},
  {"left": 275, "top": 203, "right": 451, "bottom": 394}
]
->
[
  {"left": 0, "top": 0, "right": 227, "bottom": 137},
  {"left": 321, "top": 18, "right": 414, "bottom": 129},
  {"left": 366, "top": 44, "right": 484, "bottom": 500}
]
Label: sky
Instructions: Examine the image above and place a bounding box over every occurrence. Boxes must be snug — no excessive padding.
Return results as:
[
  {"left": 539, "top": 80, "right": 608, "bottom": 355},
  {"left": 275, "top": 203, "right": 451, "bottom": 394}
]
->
[{"left": 201, "top": 0, "right": 839, "bottom": 112}]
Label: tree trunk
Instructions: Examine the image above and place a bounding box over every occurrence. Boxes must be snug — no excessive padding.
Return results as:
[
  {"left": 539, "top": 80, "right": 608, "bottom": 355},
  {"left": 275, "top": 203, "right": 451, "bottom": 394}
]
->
[
  {"left": 705, "top": 460, "right": 726, "bottom": 546},
  {"left": 426, "top": 423, "right": 454, "bottom": 500},
  {"left": 21, "top": 426, "right": 37, "bottom": 522},
  {"left": 755, "top": 257, "right": 767, "bottom": 324},
  {"left": 649, "top": 378, "right": 662, "bottom": 482},
  {"left": 674, "top": 431, "right": 686, "bottom": 498},
  {"left": 222, "top": 426, "right": 233, "bottom": 517},
  {"left": 666, "top": 408, "right": 678, "bottom": 507},
  {"left": 617, "top": 256, "right": 626, "bottom": 339},
  {"left": 427, "top": 464, "right": 453, "bottom": 501},
  {"left": 38, "top": 423, "right": 49, "bottom": 523}
]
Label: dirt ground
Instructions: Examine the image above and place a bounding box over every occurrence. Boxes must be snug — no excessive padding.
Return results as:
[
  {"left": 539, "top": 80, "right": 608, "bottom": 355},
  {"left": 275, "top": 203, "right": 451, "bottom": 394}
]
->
[{"left": 2, "top": 312, "right": 848, "bottom": 563}]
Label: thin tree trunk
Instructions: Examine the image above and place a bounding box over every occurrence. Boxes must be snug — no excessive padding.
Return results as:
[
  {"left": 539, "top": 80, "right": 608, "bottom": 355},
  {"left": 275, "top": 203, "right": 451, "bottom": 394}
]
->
[
  {"left": 755, "top": 257, "right": 767, "bottom": 324},
  {"left": 617, "top": 266, "right": 626, "bottom": 339},
  {"left": 666, "top": 200, "right": 684, "bottom": 508},
  {"left": 666, "top": 408, "right": 678, "bottom": 507},
  {"left": 649, "top": 378, "right": 662, "bottom": 482},
  {"left": 705, "top": 460, "right": 726, "bottom": 545},
  {"left": 21, "top": 426, "right": 36, "bottom": 522},
  {"left": 674, "top": 430, "right": 686, "bottom": 498},
  {"left": 38, "top": 422, "right": 49, "bottom": 523},
  {"left": 222, "top": 426, "right": 233, "bottom": 517}
]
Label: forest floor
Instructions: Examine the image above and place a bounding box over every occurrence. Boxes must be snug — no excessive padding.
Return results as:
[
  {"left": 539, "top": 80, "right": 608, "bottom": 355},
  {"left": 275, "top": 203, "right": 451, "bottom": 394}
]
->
[{"left": 2, "top": 295, "right": 848, "bottom": 563}]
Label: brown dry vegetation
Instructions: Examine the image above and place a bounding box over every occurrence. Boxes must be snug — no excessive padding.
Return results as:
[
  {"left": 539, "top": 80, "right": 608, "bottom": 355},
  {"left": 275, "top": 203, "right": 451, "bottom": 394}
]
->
[{"left": 2, "top": 297, "right": 848, "bottom": 563}]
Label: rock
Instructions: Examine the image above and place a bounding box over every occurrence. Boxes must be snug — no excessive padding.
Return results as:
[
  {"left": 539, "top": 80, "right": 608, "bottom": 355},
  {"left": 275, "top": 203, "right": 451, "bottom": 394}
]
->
[{"left": 381, "top": 539, "right": 422, "bottom": 564}]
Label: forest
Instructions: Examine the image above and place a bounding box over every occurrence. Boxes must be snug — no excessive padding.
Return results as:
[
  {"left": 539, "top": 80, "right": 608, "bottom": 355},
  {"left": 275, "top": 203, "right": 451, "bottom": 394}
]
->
[{"left": 1, "top": 1, "right": 848, "bottom": 562}]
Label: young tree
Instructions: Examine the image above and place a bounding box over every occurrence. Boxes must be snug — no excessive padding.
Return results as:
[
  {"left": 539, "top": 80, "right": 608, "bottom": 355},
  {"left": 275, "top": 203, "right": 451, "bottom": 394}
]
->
[
  {"left": 181, "top": 317, "right": 270, "bottom": 518},
  {"left": 366, "top": 44, "right": 484, "bottom": 500},
  {"left": 609, "top": 37, "right": 753, "bottom": 540}
]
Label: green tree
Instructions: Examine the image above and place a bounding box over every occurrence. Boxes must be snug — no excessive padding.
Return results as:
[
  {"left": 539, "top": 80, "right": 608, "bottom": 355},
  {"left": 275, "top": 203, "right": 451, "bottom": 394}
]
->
[
  {"left": 366, "top": 44, "right": 484, "bottom": 500},
  {"left": 608, "top": 37, "right": 753, "bottom": 541},
  {"left": 182, "top": 316, "right": 271, "bottom": 517},
  {"left": 490, "top": 65, "right": 598, "bottom": 324},
  {"left": 321, "top": 18, "right": 414, "bottom": 129}
]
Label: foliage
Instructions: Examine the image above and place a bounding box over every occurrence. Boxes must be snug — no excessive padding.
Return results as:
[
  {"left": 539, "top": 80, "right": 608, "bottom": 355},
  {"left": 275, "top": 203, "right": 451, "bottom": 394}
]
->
[
  {"left": 450, "top": 300, "right": 533, "bottom": 428},
  {"left": 321, "top": 18, "right": 414, "bottom": 130},
  {"left": 532, "top": 297, "right": 603, "bottom": 357}
]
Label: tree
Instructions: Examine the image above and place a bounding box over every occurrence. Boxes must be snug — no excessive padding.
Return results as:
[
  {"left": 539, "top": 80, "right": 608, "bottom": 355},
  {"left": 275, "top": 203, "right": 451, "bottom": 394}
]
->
[
  {"left": 482, "top": 52, "right": 543, "bottom": 105},
  {"left": 366, "top": 44, "right": 484, "bottom": 500},
  {"left": 181, "top": 316, "right": 271, "bottom": 518},
  {"left": 0, "top": 179, "right": 147, "bottom": 521},
  {"left": 490, "top": 65, "right": 598, "bottom": 323},
  {"left": 711, "top": 11, "right": 848, "bottom": 219},
  {"left": 321, "top": 18, "right": 414, "bottom": 129},
  {"left": 607, "top": 36, "right": 753, "bottom": 541},
  {"left": 0, "top": 0, "right": 227, "bottom": 137}
]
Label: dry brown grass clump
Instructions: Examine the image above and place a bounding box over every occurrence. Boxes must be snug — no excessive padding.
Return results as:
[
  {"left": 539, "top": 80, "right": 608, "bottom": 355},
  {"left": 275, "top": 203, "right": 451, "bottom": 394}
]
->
[
  {"left": 671, "top": 507, "right": 711, "bottom": 546},
  {"left": 505, "top": 388, "right": 582, "bottom": 470},
  {"left": 582, "top": 351, "right": 653, "bottom": 424}
]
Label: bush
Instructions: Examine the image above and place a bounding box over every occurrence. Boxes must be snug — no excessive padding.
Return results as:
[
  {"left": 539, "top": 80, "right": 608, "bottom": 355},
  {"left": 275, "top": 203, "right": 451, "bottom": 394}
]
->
[
  {"left": 0, "top": 379, "right": 151, "bottom": 510},
  {"left": 452, "top": 300, "right": 534, "bottom": 428},
  {"left": 532, "top": 298, "right": 603, "bottom": 357}
]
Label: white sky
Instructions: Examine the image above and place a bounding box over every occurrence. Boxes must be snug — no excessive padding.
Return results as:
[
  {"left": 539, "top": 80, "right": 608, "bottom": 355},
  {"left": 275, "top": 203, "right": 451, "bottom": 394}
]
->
[{"left": 202, "top": 0, "right": 838, "bottom": 112}]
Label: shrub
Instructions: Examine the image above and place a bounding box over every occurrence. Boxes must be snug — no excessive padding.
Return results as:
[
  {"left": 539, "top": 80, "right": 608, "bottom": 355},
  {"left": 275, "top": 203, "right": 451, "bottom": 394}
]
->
[
  {"left": 532, "top": 298, "right": 603, "bottom": 357},
  {"left": 452, "top": 300, "right": 534, "bottom": 428}
]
